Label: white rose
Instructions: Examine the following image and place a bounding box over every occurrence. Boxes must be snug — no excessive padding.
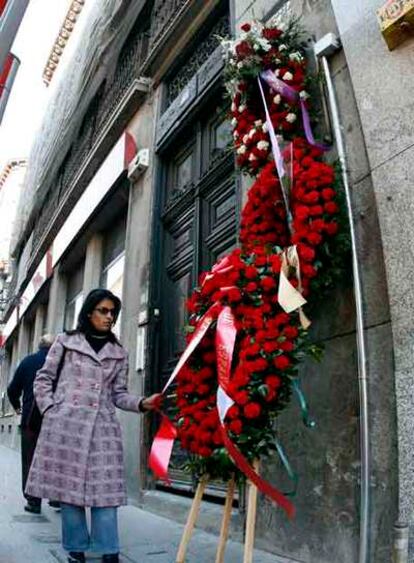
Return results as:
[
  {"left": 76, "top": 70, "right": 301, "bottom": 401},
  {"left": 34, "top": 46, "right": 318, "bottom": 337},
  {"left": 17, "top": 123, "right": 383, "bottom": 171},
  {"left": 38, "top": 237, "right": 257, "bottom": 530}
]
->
[
  {"left": 248, "top": 128, "right": 257, "bottom": 138},
  {"left": 262, "top": 122, "right": 269, "bottom": 133},
  {"left": 238, "top": 104, "right": 246, "bottom": 113},
  {"left": 237, "top": 61, "right": 244, "bottom": 69},
  {"left": 283, "top": 71, "right": 293, "bottom": 81},
  {"left": 289, "top": 52, "right": 303, "bottom": 62},
  {"left": 249, "top": 153, "right": 257, "bottom": 161},
  {"left": 254, "top": 120, "right": 263, "bottom": 127},
  {"left": 231, "top": 102, "right": 237, "bottom": 112},
  {"left": 253, "top": 43, "right": 260, "bottom": 51},
  {"left": 257, "top": 141, "right": 269, "bottom": 150},
  {"left": 286, "top": 113, "right": 297, "bottom": 123},
  {"left": 237, "top": 145, "right": 247, "bottom": 155},
  {"left": 300, "top": 90, "right": 310, "bottom": 100},
  {"left": 243, "top": 134, "right": 249, "bottom": 144},
  {"left": 274, "top": 69, "right": 280, "bottom": 77},
  {"left": 279, "top": 44, "right": 287, "bottom": 51},
  {"left": 273, "top": 94, "right": 281, "bottom": 104},
  {"left": 231, "top": 117, "right": 238, "bottom": 126},
  {"left": 233, "top": 131, "right": 239, "bottom": 139}
]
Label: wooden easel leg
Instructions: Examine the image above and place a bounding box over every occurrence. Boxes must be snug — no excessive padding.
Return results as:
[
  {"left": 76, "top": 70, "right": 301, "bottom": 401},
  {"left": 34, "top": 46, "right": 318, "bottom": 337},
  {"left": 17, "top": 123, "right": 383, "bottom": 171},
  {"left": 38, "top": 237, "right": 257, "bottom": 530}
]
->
[
  {"left": 243, "top": 460, "right": 260, "bottom": 563},
  {"left": 176, "top": 475, "right": 208, "bottom": 563},
  {"left": 215, "top": 476, "right": 236, "bottom": 563}
]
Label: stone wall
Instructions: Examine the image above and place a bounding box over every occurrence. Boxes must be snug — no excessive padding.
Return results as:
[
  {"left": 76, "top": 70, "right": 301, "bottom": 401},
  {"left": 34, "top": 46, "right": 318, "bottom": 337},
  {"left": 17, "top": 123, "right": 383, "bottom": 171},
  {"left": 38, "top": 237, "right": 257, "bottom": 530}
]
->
[
  {"left": 329, "top": 0, "right": 414, "bottom": 559},
  {"left": 232, "top": 0, "right": 397, "bottom": 561}
]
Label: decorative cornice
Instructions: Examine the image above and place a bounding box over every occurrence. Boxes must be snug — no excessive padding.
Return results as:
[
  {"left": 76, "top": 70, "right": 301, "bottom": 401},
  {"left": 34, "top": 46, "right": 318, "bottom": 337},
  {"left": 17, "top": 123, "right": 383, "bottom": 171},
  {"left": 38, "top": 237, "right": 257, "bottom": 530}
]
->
[
  {"left": 42, "top": 0, "right": 86, "bottom": 86},
  {"left": 0, "top": 159, "right": 27, "bottom": 190}
]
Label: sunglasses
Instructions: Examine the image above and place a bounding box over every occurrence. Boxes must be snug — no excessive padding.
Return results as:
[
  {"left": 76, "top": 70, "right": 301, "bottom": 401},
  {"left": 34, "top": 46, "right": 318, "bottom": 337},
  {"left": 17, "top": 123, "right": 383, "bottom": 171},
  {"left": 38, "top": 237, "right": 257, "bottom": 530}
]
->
[{"left": 94, "top": 307, "right": 116, "bottom": 318}]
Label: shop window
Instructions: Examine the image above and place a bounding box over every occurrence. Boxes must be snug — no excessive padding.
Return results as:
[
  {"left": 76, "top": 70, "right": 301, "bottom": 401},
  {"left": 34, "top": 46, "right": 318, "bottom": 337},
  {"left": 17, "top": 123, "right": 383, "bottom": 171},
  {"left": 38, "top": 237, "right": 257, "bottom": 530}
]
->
[
  {"left": 101, "top": 217, "right": 126, "bottom": 337},
  {"left": 65, "top": 263, "right": 85, "bottom": 331}
]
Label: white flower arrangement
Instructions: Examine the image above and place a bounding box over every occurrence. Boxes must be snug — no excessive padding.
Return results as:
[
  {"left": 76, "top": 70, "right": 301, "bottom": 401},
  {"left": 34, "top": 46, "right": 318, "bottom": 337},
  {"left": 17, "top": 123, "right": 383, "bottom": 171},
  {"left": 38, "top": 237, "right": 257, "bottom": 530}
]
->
[
  {"left": 289, "top": 52, "right": 303, "bottom": 62},
  {"left": 257, "top": 140, "right": 270, "bottom": 150}
]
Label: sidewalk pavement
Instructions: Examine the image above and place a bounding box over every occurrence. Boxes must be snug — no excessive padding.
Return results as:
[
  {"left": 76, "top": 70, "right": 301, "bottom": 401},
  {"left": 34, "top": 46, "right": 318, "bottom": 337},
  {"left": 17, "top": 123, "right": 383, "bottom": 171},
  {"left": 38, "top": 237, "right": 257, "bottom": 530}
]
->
[{"left": 0, "top": 445, "right": 293, "bottom": 563}]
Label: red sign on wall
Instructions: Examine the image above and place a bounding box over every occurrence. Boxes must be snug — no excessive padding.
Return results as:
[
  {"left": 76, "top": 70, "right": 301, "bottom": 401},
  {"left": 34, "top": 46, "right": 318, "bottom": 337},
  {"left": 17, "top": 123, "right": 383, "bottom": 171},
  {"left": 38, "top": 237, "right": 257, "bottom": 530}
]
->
[{"left": 0, "top": 0, "right": 9, "bottom": 18}]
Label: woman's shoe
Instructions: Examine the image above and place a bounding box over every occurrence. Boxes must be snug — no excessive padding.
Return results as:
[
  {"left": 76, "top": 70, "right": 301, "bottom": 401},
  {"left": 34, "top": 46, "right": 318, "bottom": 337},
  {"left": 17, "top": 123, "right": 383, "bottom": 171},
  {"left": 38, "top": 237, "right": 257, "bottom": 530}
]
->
[
  {"left": 102, "top": 555, "right": 119, "bottom": 562},
  {"left": 68, "top": 552, "right": 85, "bottom": 563}
]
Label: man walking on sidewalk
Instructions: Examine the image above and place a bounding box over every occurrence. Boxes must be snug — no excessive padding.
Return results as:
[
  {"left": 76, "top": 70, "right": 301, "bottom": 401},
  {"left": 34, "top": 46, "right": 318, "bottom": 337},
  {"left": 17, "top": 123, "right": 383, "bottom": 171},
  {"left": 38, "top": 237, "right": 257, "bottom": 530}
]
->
[{"left": 7, "top": 334, "right": 55, "bottom": 514}]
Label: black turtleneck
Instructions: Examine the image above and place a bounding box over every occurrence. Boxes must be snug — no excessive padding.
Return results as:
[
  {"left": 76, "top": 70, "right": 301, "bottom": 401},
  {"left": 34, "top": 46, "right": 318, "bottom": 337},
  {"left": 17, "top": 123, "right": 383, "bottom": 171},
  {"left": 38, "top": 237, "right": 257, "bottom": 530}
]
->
[{"left": 85, "top": 332, "right": 113, "bottom": 353}]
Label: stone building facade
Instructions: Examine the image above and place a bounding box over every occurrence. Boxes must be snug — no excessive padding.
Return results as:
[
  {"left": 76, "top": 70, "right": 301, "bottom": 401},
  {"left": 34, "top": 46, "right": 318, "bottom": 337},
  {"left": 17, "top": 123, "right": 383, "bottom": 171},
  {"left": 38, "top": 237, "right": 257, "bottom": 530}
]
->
[{"left": 0, "top": 1, "right": 412, "bottom": 562}]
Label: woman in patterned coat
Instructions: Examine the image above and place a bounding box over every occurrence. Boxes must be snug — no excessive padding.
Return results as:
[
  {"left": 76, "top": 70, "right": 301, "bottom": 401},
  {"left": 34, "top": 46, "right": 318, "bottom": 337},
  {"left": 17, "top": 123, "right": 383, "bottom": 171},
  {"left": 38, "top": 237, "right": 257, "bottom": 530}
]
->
[{"left": 25, "top": 289, "right": 162, "bottom": 563}]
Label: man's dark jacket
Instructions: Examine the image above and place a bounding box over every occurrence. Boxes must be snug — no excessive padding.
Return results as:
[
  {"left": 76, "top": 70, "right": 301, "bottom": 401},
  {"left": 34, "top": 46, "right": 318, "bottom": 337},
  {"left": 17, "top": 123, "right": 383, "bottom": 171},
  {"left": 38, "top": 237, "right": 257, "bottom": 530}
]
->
[{"left": 7, "top": 348, "right": 49, "bottom": 428}]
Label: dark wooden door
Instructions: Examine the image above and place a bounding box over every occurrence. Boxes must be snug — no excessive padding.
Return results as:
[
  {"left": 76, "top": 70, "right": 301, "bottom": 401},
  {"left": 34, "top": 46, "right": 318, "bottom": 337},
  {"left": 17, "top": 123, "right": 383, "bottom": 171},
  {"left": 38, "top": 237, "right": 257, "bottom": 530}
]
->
[{"left": 157, "top": 103, "right": 238, "bottom": 492}]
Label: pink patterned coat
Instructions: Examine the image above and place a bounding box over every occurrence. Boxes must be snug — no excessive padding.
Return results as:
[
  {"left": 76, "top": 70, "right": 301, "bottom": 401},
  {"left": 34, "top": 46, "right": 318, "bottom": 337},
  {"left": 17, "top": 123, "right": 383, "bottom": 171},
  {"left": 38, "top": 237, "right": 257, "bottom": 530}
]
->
[{"left": 25, "top": 332, "right": 142, "bottom": 507}]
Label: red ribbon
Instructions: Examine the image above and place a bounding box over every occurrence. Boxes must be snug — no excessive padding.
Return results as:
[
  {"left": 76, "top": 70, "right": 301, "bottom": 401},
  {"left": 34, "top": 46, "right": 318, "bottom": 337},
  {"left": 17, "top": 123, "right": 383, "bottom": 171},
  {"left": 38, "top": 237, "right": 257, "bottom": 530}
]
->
[
  {"left": 149, "top": 303, "right": 222, "bottom": 483},
  {"left": 148, "top": 413, "right": 177, "bottom": 484},
  {"left": 215, "top": 307, "right": 295, "bottom": 519}
]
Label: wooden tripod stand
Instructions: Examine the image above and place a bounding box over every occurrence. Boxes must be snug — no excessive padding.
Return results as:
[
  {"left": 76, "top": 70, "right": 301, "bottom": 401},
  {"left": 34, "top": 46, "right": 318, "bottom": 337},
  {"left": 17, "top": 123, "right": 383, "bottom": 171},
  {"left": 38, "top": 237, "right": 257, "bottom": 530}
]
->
[{"left": 176, "top": 461, "right": 260, "bottom": 563}]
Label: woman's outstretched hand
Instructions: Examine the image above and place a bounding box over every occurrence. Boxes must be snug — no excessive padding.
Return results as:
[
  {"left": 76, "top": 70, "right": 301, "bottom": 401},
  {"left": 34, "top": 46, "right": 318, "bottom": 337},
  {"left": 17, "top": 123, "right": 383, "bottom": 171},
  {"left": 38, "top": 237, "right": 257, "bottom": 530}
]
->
[{"left": 140, "top": 393, "right": 163, "bottom": 412}]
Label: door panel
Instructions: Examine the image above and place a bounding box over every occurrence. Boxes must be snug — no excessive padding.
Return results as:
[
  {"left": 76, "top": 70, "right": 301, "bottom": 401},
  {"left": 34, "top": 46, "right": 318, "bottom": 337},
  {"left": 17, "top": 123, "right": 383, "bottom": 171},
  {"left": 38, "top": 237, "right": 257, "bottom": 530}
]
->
[{"left": 156, "top": 96, "right": 238, "bottom": 493}]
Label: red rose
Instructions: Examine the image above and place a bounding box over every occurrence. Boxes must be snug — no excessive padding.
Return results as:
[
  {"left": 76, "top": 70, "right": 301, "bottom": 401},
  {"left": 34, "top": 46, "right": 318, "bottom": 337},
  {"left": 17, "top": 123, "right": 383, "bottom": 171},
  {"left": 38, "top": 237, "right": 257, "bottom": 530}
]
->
[
  {"left": 235, "top": 390, "right": 250, "bottom": 405},
  {"left": 262, "top": 28, "right": 283, "bottom": 40},
  {"left": 325, "top": 222, "right": 339, "bottom": 236},
  {"left": 265, "top": 375, "right": 282, "bottom": 389},
  {"left": 279, "top": 340, "right": 294, "bottom": 352},
  {"left": 236, "top": 41, "right": 252, "bottom": 58},
  {"left": 324, "top": 201, "right": 339, "bottom": 214},
  {"left": 245, "top": 281, "right": 258, "bottom": 292},
  {"left": 245, "top": 265, "right": 259, "bottom": 279},
  {"left": 261, "top": 276, "right": 277, "bottom": 291},
  {"left": 243, "top": 402, "right": 262, "bottom": 419},
  {"left": 274, "top": 355, "right": 291, "bottom": 370},
  {"left": 241, "top": 23, "right": 251, "bottom": 32},
  {"left": 228, "top": 288, "right": 243, "bottom": 303},
  {"left": 284, "top": 326, "right": 299, "bottom": 339},
  {"left": 321, "top": 188, "right": 335, "bottom": 201},
  {"left": 229, "top": 419, "right": 243, "bottom": 434},
  {"left": 298, "top": 245, "right": 316, "bottom": 262}
]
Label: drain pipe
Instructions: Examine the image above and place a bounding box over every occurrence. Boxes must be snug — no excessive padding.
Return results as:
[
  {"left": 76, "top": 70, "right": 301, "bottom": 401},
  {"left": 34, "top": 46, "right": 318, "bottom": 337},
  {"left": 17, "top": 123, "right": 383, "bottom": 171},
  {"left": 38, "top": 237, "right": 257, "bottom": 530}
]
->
[{"left": 314, "top": 34, "right": 370, "bottom": 563}]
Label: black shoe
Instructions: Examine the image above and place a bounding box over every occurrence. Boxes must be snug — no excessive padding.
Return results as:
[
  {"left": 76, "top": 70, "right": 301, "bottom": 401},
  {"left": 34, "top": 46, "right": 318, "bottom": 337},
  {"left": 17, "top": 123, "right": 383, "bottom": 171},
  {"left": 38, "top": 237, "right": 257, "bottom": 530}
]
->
[
  {"left": 68, "top": 553, "right": 85, "bottom": 563},
  {"left": 48, "top": 500, "right": 61, "bottom": 508},
  {"left": 102, "top": 555, "right": 119, "bottom": 562},
  {"left": 24, "top": 503, "right": 41, "bottom": 514}
]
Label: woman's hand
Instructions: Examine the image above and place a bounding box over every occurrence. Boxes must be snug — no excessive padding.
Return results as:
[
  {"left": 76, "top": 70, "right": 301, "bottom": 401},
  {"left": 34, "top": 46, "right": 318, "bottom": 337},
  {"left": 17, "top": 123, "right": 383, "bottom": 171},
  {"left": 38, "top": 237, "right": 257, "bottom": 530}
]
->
[{"left": 140, "top": 393, "right": 163, "bottom": 412}]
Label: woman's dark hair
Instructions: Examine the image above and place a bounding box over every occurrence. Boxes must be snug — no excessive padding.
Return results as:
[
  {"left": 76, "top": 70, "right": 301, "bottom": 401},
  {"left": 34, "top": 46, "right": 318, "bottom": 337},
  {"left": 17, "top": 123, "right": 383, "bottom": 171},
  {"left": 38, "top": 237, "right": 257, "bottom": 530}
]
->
[{"left": 75, "top": 288, "right": 121, "bottom": 334}]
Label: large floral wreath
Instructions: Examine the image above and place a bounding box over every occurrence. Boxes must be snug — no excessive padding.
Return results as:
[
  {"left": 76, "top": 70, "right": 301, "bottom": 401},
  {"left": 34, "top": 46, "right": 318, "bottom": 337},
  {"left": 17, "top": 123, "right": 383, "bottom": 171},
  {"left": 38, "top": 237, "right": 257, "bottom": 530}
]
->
[{"left": 152, "top": 18, "right": 349, "bottom": 513}]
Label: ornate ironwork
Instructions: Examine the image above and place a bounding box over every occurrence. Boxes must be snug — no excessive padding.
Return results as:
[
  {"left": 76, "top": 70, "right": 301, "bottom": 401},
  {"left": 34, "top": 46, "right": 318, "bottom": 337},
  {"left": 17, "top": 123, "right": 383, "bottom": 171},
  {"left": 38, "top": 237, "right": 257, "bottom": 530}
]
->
[
  {"left": 35, "top": 20, "right": 150, "bottom": 241},
  {"left": 166, "top": 14, "right": 229, "bottom": 107},
  {"left": 149, "top": 0, "right": 189, "bottom": 50},
  {"left": 97, "top": 30, "right": 149, "bottom": 130}
]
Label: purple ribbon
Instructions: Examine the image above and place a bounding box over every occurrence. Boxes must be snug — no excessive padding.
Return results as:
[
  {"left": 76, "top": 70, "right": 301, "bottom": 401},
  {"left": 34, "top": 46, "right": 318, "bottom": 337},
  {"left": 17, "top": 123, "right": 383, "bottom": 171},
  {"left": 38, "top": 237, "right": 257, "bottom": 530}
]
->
[
  {"left": 260, "top": 69, "right": 331, "bottom": 152},
  {"left": 257, "top": 76, "right": 292, "bottom": 229}
]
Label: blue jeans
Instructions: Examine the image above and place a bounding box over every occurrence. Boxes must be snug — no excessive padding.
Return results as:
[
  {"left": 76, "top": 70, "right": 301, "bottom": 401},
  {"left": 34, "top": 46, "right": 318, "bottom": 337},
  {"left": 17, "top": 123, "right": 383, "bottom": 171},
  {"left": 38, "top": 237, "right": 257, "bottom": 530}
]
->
[{"left": 61, "top": 503, "right": 119, "bottom": 554}]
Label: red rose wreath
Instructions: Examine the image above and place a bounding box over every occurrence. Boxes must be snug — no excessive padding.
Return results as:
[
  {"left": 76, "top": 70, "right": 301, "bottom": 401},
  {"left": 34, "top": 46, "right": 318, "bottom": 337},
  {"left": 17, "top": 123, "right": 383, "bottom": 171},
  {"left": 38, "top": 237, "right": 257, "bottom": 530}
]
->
[{"left": 150, "top": 19, "right": 348, "bottom": 516}]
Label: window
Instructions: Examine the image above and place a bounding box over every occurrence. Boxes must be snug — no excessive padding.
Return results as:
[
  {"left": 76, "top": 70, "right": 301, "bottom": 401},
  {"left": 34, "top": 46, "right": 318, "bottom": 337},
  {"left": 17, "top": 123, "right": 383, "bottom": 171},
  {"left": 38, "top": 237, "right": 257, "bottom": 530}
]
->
[
  {"left": 101, "top": 216, "right": 126, "bottom": 338},
  {"left": 65, "top": 263, "right": 85, "bottom": 331}
]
